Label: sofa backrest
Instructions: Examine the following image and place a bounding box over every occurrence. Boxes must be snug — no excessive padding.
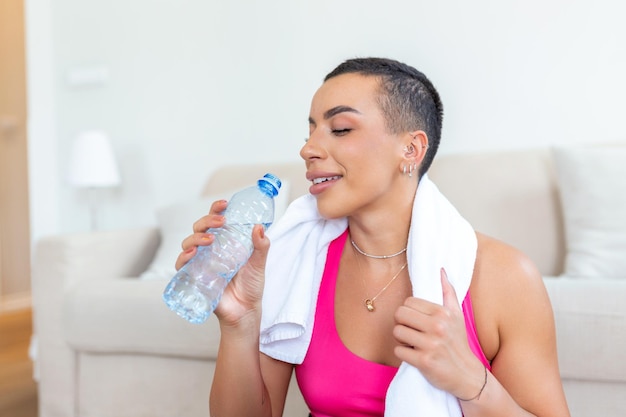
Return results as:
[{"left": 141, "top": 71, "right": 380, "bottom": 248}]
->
[
  {"left": 200, "top": 161, "right": 311, "bottom": 203},
  {"left": 429, "top": 148, "right": 565, "bottom": 277},
  {"left": 202, "top": 148, "right": 565, "bottom": 276}
]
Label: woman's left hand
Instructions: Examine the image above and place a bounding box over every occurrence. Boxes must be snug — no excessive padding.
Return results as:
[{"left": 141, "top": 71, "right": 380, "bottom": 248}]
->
[{"left": 393, "top": 268, "right": 486, "bottom": 400}]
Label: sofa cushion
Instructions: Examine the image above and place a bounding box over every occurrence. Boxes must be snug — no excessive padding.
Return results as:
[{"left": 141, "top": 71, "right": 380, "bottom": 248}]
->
[
  {"left": 544, "top": 277, "right": 626, "bottom": 382},
  {"left": 63, "top": 278, "right": 222, "bottom": 359},
  {"left": 553, "top": 145, "right": 626, "bottom": 279}
]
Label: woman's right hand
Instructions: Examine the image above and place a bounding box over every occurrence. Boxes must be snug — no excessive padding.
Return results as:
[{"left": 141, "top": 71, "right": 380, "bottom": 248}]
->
[{"left": 175, "top": 199, "right": 271, "bottom": 326}]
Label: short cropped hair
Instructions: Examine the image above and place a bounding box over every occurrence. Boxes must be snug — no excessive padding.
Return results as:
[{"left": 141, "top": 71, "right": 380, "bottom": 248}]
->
[{"left": 324, "top": 57, "right": 443, "bottom": 177}]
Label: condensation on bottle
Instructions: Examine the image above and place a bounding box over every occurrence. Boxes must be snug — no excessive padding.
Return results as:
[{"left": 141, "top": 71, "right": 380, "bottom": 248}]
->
[{"left": 162, "top": 173, "right": 281, "bottom": 323}]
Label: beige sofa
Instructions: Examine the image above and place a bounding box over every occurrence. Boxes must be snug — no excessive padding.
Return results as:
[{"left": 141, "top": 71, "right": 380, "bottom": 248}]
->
[{"left": 32, "top": 147, "right": 626, "bottom": 417}]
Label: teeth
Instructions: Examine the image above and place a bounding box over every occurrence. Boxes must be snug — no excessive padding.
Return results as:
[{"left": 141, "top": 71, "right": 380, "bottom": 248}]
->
[{"left": 313, "top": 176, "right": 341, "bottom": 185}]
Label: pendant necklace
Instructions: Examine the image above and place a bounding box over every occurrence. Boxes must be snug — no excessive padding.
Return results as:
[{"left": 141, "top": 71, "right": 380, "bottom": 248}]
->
[
  {"left": 363, "top": 262, "right": 408, "bottom": 312},
  {"left": 351, "top": 238, "right": 408, "bottom": 312}
]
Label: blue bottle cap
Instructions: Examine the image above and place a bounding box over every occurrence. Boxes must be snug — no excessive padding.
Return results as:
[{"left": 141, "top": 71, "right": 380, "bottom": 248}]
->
[{"left": 259, "top": 173, "right": 281, "bottom": 197}]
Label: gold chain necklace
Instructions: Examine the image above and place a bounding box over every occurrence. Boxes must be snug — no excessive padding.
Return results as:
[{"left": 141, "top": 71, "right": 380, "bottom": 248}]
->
[{"left": 352, "top": 244, "right": 408, "bottom": 312}]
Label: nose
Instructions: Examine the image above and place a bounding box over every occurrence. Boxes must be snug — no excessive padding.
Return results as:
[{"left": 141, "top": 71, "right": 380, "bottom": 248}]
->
[{"left": 299, "top": 132, "right": 325, "bottom": 162}]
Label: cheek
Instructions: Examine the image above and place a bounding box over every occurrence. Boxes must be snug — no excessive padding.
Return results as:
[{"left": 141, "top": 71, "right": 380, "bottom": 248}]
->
[{"left": 354, "top": 156, "right": 397, "bottom": 188}]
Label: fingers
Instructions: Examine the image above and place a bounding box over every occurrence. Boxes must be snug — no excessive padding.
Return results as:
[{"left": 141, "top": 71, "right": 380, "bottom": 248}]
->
[
  {"left": 175, "top": 234, "right": 211, "bottom": 270},
  {"left": 174, "top": 198, "right": 273, "bottom": 271},
  {"left": 389, "top": 268, "right": 478, "bottom": 396},
  {"left": 393, "top": 269, "right": 461, "bottom": 352},
  {"left": 440, "top": 268, "right": 461, "bottom": 311},
  {"left": 191, "top": 199, "right": 228, "bottom": 233},
  {"left": 174, "top": 200, "right": 228, "bottom": 270},
  {"left": 209, "top": 199, "right": 228, "bottom": 215},
  {"left": 246, "top": 224, "right": 271, "bottom": 273},
  {"left": 394, "top": 298, "right": 439, "bottom": 336},
  {"left": 393, "top": 299, "right": 438, "bottom": 354}
]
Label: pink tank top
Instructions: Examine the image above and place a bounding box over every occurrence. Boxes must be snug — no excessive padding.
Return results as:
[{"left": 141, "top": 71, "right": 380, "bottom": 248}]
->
[{"left": 295, "top": 230, "right": 490, "bottom": 417}]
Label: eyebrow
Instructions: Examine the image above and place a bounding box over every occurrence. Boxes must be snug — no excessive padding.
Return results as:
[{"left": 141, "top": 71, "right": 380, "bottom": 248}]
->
[{"left": 309, "top": 105, "right": 362, "bottom": 125}]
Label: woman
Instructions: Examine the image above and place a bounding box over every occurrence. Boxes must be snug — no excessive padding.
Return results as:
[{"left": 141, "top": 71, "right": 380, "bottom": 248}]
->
[{"left": 177, "top": 58, "right": 570, "bottom": 417}]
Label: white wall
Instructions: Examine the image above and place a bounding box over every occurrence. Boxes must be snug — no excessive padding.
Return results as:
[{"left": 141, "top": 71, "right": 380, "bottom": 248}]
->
[
  {"left": 26, "top": 0, "right": 626, "bottom": 240},
  {"left": 25, "top": 0, "right": 59, "bottom": 243}
]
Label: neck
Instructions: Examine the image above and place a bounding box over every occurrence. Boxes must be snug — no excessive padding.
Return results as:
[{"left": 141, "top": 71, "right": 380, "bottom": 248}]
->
[
  {"left": 347, "top": 218, "right": 410, "bottom": 265},
  {"left": 346, "top": 179, "right": 416, "bottom": 260}
]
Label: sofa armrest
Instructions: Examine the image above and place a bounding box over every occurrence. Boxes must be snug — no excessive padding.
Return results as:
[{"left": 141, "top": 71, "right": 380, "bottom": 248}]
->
[
  {"left": 33, "top": 227, "right": 161, "bottom": 289},
  {"left": 31, "top": 227, "right": 160, "bottom": 416},
  {"left": 33, "top": 226, "right": 161, "bottom": 335}
]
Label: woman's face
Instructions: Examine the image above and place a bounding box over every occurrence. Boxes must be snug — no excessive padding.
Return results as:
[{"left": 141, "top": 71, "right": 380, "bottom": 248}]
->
[{"left": 301, "top": 73, "right": 411, "bottom": 219}]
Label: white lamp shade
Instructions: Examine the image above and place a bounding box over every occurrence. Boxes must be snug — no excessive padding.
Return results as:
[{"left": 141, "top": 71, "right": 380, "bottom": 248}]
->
[{"left": 67, "top": 130, "right": 121, "bottom": 187}]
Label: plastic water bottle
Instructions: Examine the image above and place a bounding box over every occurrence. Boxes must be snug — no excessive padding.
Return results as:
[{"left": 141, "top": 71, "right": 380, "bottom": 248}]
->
[{"left": 163, "top": 173, "right": 282, "bottom": 324}]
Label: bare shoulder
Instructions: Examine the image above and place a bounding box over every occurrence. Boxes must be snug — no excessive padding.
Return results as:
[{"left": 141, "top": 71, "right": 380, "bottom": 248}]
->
[
  {"left": 470, "top": 232, "right": 553, "bottom": 360},
  {"left": 472, "top": 232, "right": 547, "bottom": 298}
]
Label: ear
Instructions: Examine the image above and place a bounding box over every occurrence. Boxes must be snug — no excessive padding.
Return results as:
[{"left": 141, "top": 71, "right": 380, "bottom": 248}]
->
[{"left": 402, "top": 130, "right": 429, "bottom": 168}]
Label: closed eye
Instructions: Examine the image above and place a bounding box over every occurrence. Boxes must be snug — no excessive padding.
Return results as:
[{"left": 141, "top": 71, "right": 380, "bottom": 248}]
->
[{"left": 332, "top": 128, "right": 351, "bottom": 136}]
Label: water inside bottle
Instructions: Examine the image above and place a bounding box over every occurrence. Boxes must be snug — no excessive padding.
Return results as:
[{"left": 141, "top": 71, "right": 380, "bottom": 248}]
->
[{"left": 162, "top": 272, "right": 211, "bottom": 324}]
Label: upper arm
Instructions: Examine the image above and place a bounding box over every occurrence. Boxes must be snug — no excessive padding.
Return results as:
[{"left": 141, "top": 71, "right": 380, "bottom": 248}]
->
[
  {"left": 260, "top": 352, "right": 295, "bottom": 417},
  {"left": 472, "top": 234, "right": 570, "bottom": 416}
]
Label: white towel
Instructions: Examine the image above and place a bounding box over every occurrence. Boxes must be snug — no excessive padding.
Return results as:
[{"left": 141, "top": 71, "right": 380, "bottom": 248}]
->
[{"left": 261, "top": 175, "right": 477, "bottom": 417}]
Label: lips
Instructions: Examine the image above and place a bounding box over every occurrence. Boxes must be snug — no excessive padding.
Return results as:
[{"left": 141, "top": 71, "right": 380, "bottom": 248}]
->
[
  {"left": 312, "top": 175, "right": 342, "bottom": 185},
  {"left": 306, "top": 172, "right": 343, "bottom": 195}
]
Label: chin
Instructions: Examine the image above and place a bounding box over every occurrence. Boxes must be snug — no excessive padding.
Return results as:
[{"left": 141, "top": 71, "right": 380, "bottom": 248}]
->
[{"left": 315, "top": 197, "right": 349, "bottom": 220}]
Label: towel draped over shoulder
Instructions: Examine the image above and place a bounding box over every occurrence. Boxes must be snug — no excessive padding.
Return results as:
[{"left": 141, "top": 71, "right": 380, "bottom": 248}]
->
[{"left": 261, "top": 175, "right": 477, "bottom": 417}]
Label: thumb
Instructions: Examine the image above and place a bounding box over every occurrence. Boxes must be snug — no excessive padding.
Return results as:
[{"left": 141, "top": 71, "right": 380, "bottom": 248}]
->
[
  {"left": 441, "top": 267, "right": 461, "bottom": 311},
  {"left": 247, "top": 224, "right": 271, "bottom": 273}
]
